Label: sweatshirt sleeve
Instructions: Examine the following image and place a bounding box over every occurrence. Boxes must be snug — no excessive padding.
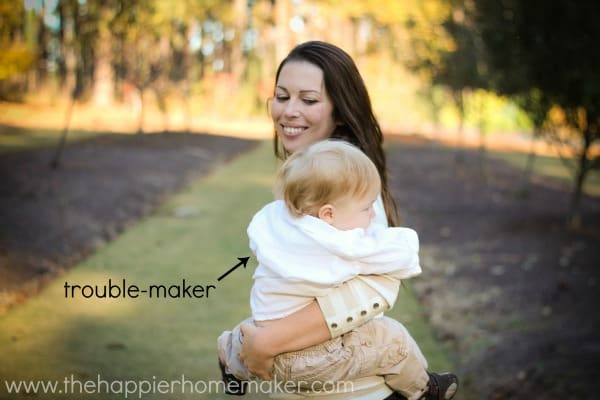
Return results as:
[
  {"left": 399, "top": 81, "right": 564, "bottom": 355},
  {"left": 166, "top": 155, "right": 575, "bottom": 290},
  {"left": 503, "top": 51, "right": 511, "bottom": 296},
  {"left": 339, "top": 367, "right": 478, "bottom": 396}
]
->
[
  {"left": 355, "top": 227, "right": 422, "bottom": 279},
  {"left": 303, "top": 224, "right": 422, "bottom": 280}
]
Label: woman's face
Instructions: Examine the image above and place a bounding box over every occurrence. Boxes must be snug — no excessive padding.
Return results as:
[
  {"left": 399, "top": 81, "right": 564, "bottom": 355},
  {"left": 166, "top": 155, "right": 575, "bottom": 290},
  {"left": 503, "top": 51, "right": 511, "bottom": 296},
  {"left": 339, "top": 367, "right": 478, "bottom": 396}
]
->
[{"left": 271, "top": 61, "right": 337, "bottom": 154}]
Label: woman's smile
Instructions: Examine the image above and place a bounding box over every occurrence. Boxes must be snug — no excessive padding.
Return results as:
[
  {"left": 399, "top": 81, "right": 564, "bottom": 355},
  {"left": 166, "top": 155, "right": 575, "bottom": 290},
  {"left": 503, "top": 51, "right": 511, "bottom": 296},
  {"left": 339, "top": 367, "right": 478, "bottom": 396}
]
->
[{"left": 281, "top": 125, "right": 306, "bottom": 137}]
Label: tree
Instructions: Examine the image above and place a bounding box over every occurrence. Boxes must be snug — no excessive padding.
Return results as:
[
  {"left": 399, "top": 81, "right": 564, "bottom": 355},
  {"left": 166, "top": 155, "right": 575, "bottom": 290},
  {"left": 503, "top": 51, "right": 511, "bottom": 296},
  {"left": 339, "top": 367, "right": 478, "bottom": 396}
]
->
[
  {"left": 405, "top": 2, "right": 486, "bottom": 162},
  {"left": 435, "top": 10, "right": 480, "bottom": 162},
  {"left": 474, "top": 0, "right": 600, "bottom": 228},
  {"left": 91, "top": 1, "right": 117, "bottom": 106},
  {"left": 512, "top": 89, "right": 552, "bottom": 194},
  {"left": 0, "top": 0, "right": 35, "bottom": 100},
  {"left": 111, "top": 1, "right": 170, "bottom": 133}
]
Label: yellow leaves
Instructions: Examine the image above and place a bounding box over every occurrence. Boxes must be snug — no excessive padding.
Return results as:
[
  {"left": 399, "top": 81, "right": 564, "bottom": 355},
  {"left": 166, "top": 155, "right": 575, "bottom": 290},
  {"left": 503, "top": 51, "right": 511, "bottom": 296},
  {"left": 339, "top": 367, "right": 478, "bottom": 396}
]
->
[
  {"left": 354, "top": 0, "right": 411, "bottom": 24},
  {"left": 0, "top": 42, "right": 35, "bottom": 81},
  {"left": 548, "top": 105, "right": 567, "bottom": 125},
  {"left": 575, "top": 107, "right": 588, "bottom": 133},
  {"left": 0, "top": 0, "right": 23, "bottom": 24},
  {"left": 316, "top": 0, "right": 447, "bottom": 26},
  {"left": 421, "top": 0, "right": 453, "bottom": 24},
  {"left": 546, "top": 105, "right": 592, "bottom": 142}
]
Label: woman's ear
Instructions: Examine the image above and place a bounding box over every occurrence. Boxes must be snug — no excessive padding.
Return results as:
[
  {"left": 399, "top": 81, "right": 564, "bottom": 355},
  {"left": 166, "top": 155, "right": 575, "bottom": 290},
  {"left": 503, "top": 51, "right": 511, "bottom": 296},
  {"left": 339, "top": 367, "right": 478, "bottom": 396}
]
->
[{"left": 317, "top": 204, "right": 335, "bottom": 224}]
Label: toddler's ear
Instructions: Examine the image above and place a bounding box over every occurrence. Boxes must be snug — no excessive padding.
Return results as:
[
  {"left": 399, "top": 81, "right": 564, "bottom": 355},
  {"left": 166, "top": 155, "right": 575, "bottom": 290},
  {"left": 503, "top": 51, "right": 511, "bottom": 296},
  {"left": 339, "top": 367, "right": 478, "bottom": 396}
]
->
[{"left": 317, "top": 204, "right": 335, "bottom": 224}]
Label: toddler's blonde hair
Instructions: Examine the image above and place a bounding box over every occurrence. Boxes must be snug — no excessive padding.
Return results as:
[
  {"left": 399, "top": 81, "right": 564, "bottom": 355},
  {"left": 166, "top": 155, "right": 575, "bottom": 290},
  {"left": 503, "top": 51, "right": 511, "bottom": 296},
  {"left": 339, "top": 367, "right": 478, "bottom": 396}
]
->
[{"left": 275, "top": 140, "right": 381, "bottom": 217}]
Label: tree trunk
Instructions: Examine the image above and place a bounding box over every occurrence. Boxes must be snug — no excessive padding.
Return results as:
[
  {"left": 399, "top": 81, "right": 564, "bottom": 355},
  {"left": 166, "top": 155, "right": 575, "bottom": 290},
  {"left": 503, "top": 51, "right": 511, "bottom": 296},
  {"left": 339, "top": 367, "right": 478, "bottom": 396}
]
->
[
  {"left": 181, "top": 23, "right": 193, "bottom": 133},
  {"left": 50, "top": 96, "right": 76, "bottom": 169},
  {"left": 478, "top": 128, "right": 488, "bottom": 180},
  {"left": 521, "top": 129, "right": 539, "bottom": 194},
  {"left": 567, "top": 129, "right": 592, "bottom": 230},
  {"left": 25, "top": 8, "right": 39, "bottom": 91},
  {"left": 59, "top": 1, "right": 78, "bottom": 100},
  {"left": 137, "top": 88, "right": 145, "bottom": 135},
  {"left": 454, "top": 90, "right": 466, "bottom": 164},
  {"left": 92, "top": 7, "right": 114, "bottom": 106},
  {"left": 230, "top": 0, "right": 248, "bottom": 85},
  {"left": 274, "top": 0, "right": 291, "bottom": 63}
]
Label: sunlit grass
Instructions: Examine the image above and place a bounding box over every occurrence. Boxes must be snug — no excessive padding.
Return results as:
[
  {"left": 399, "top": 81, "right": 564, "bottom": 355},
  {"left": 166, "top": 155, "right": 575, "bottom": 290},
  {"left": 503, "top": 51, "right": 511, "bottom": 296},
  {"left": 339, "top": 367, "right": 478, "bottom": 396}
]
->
[
  {"left": 387, "top": 284, "right": 455, "bottom": 372},
  {"left": 0, "top": 100, "right": 272, "bottom": 146},
  {"left": 0, "top": 141, "right": 453, "bottom": 399},
  {"left": 0, "top": 125, "right": 101, "bottom": 153},
  {"left": 488, "top": 148, "right": 600, "bottom": 197}
]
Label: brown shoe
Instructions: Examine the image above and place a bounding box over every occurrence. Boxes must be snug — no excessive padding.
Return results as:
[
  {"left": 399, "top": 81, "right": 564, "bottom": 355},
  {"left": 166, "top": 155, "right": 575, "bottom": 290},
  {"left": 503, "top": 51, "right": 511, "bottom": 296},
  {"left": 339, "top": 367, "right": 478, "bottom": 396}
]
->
[
  {"left": 421, "top": 372, "right": 459, "bottom": 400},
  {"left": 218, "top": 359, "right": 247, "bottom": 396}
]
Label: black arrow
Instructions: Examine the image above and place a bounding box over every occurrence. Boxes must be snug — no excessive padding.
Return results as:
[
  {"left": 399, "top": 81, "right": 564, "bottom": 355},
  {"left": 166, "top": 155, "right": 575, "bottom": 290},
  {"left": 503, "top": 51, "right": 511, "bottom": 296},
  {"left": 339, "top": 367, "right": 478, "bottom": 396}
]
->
[{"left": 217, "top": 257, "right": 250, "bottom": 281}]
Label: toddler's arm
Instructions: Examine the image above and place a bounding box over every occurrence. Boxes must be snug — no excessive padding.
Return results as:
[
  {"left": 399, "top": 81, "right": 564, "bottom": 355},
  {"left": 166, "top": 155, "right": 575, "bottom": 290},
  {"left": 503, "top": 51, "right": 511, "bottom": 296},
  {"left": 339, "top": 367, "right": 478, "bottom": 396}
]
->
[{"left": 316, "top": 226, "right": 422, "bottom": 279}]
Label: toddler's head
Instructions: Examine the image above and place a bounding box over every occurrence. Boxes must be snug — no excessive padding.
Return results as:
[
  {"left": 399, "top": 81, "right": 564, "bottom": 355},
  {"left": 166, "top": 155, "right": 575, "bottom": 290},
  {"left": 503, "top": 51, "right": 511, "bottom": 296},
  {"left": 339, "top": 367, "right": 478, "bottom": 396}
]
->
[{"left": 275, "top": 140, "right": 381, "bottom": 230}]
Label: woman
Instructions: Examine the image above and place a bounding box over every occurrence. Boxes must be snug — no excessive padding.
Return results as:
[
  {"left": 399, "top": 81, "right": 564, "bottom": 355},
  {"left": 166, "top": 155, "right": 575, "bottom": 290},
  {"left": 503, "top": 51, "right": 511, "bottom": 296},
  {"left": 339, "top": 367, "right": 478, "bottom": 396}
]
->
[{"left": 238, "top": 41, "right": 457, "bottom": 400}]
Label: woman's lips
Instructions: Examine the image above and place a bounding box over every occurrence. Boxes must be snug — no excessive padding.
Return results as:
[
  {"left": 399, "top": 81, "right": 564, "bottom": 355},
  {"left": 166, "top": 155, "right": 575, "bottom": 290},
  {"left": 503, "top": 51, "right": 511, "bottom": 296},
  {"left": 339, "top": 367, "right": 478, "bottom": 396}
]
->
[{"left": 281, "top": 125, "right": 306, "bottom": 137}]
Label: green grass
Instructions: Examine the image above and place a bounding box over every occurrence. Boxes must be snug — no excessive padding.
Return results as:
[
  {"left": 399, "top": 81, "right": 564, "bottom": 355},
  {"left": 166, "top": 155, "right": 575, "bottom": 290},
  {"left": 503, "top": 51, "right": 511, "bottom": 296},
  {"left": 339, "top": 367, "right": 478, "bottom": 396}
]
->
[
  {"left": 487, "top": 148, "right": 600, "bottom": 197},
  {"left": 0, "top": 125, "right": 101, "bottom": 153},
  {"left": 387, "top": 284, "right": 454, "bottom": 372},
  {"left": 0, "top": 141, "right": 451, "bottom": 399}
]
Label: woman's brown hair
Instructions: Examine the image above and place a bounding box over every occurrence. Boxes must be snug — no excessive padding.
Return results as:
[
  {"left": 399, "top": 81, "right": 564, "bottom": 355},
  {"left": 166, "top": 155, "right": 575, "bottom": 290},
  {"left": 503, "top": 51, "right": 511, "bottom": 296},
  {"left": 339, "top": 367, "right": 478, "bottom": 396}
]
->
[{"left": 272, "top": 41, "right": 400, "bottom": 226}]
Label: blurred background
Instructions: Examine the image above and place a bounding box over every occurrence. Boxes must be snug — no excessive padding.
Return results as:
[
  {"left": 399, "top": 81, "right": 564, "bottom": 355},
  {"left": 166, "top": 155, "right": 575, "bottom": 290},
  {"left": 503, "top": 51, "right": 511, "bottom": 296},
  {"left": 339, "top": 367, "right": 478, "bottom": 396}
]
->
[
  {"left": 1, "top": 2, "right": 600, "bottom": 399},
  {"left": 0, "top": 0, "right": 587, "bottom": 132},
  {"left": 2, "top": 0, "right": 538, "bottom": 134},
  {"left": 0, "top": 0, "right": 584, "bottom": 139},
  {"left": 1, "top": 0, "right": 598, "bottom": 226}
]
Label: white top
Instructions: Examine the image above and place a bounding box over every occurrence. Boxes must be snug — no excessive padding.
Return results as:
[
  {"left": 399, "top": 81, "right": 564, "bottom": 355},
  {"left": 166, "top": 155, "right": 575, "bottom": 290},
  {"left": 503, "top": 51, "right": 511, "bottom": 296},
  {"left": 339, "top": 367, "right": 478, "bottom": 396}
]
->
[{"left": 248, "top": 197, "right": 421, "bottom": 321}]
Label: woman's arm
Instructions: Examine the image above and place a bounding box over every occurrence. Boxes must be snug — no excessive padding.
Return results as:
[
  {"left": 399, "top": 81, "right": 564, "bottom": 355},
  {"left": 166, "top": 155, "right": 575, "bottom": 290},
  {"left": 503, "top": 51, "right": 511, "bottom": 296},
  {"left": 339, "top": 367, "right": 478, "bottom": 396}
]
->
[
  {"left": 239, "top": 301, "right": 328, "bottom": 380},
  {"left": 239, "top": 275, "right": 399, "bottom": 379}
]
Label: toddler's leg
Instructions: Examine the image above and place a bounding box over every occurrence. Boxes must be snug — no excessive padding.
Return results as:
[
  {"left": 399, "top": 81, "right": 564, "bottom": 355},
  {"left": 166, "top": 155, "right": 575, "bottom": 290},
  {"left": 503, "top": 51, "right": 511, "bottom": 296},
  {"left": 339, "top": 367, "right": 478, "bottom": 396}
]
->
[
  {"left": 271, "top": 336, "right": 349, "bottom": 390},
  {"left": 269, "top": 318, "right": 427, "bottom": 392},
  {"left": 217, "top": 318, "right": 254, "bottom": 381},
  {"left": 351, "top": 317, "right": 429, "bottom": 399},
  {"left": 364, "top": 317, "right": 458, "bottom": 400}
]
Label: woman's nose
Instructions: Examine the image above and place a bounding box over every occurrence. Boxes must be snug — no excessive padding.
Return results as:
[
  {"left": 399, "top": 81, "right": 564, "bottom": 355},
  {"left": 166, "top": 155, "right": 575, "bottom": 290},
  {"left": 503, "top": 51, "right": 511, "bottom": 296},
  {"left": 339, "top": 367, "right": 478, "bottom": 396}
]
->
[{"left": 283, "top": 99, "right": 301, "bottom": 117}]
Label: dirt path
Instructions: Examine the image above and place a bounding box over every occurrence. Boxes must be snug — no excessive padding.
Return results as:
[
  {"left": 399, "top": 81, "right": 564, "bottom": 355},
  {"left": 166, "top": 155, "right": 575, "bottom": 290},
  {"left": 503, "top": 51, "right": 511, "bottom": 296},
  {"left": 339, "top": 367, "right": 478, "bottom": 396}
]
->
[
  {"left": 1, "top": 132, "right": 599, "bottom": 399},
  {"left": 386, "top": 136, "right": 600, "bottom": 399},
  {"left": 0, "top": 132, "right": 258, "bottom": 312}
]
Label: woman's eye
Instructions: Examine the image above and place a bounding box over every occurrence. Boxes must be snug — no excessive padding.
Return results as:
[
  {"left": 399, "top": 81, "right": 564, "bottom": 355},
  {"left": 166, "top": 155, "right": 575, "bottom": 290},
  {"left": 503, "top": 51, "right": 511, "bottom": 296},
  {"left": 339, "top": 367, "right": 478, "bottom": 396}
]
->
[
  {"left": 275, "top": 95, "right": 289, "bottom": 102},
  {"left": 303, "top": 99, "right": 317, "bottom": 105}
]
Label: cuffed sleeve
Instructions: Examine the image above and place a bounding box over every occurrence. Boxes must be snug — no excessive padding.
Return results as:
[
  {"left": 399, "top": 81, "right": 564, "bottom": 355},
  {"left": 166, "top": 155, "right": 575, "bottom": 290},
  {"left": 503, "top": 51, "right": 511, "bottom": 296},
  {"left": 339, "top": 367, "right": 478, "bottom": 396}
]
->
[{"left": 316, "top": 275, "right": 400, "bottom": 338}]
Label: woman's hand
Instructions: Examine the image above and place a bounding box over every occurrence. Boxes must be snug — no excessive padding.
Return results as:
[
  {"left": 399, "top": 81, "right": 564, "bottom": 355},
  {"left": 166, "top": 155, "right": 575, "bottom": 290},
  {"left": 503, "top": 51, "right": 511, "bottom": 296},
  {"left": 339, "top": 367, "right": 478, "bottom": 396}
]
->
[
  {"left": 239, "top": 322, "right": 275, "bottom": 381},
  {"left": 238, "top": 301, "right": 330, "bottom": 381}
]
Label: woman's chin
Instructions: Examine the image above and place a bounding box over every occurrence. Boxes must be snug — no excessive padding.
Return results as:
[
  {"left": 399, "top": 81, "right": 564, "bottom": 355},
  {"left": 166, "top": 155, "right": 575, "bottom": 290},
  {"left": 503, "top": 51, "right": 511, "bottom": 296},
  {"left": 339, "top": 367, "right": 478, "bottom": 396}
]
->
[
  {"left": 280, "top": 134, "right": 307, "bottom": 153},
  {"left": 280, "top": 130, "right": 331, "bottom": 154}
]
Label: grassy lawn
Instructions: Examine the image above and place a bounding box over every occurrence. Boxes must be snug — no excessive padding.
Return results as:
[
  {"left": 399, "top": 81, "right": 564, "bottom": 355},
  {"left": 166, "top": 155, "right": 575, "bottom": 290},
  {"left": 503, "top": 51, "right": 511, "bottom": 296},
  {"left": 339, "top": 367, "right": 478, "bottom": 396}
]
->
[
  {"left": 0, "top": 140, "right": 452, "bottom": 399},
  {"left": 0, "top": 124, "right": 104, "bottom": 153},
  {"left": 487, "top": 148, "right": 600, "bottom": 197}
]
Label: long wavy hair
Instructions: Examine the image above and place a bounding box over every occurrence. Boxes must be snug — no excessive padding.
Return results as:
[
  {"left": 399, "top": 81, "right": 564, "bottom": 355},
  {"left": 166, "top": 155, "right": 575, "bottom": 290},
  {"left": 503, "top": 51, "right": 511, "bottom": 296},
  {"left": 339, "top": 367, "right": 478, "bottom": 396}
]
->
[{"left": 272, "top": 41, "right": 400, "bottom": 226}]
